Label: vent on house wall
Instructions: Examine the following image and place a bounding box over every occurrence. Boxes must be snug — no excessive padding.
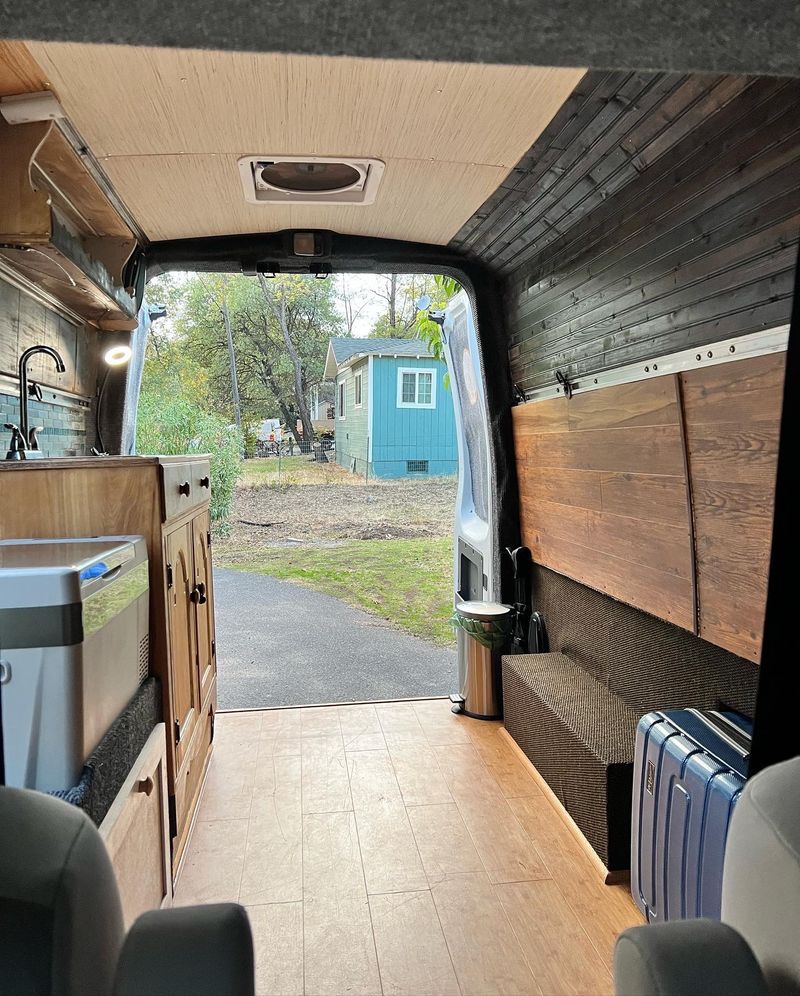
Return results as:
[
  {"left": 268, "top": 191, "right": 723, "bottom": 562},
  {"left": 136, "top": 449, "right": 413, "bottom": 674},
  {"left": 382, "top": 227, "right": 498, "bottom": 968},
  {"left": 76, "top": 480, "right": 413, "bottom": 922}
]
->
[
  {"left": 238, "top": 156, "right": 385, "bottom": 205},
  {"left": 407, "top": 460, "right": 429, "bottom": 474}
]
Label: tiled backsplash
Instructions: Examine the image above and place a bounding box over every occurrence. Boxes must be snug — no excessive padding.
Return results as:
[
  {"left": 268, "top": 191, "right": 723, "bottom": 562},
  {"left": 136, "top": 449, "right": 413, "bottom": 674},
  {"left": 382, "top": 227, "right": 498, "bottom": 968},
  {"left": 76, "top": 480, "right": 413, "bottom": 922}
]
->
[{"left": 0, "top": 390, "right": 93, "bottom": 457}]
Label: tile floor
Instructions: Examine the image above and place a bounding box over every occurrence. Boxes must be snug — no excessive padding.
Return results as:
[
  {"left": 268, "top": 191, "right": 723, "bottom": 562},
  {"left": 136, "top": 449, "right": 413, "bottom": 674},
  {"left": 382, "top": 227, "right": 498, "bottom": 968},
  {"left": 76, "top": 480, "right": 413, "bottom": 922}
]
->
[{"left": 173, "top": 698, "right": 642, "bottom": 995}]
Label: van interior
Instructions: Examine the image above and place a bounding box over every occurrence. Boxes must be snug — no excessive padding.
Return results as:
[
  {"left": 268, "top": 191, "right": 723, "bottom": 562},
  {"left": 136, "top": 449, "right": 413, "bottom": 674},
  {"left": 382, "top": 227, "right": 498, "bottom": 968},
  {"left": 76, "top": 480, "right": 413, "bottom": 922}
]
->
[{"left": 0, "top": 10, "right": 798, "bottom": 996}]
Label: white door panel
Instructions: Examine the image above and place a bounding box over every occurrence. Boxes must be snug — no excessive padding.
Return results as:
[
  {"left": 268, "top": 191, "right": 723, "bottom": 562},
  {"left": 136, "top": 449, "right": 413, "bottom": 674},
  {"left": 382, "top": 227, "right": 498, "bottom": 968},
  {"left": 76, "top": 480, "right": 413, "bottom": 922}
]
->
[{"left": 442, "top": 291, "right": 495, "bottom": 603}]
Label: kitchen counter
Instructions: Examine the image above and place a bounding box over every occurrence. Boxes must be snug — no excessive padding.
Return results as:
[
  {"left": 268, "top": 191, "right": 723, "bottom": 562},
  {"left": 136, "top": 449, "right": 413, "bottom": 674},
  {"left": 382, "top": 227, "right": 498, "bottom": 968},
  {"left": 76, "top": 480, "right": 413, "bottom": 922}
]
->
[{"left": 0, "top": 454, "right": 211, "bottom": 471}]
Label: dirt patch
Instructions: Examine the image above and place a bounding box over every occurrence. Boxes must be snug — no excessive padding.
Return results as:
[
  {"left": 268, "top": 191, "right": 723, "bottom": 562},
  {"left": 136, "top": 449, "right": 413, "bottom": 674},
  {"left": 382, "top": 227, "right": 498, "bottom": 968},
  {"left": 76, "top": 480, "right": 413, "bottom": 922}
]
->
[{"left": 218, "top": 459, "right": 457, "bottom": 550}]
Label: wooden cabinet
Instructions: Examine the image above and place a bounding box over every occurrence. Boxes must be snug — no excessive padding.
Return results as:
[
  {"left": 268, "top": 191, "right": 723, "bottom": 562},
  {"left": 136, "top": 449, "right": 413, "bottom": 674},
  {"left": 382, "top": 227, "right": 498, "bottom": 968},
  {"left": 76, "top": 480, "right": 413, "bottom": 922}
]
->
[
  {"left": 0, "top": 454, "right": 218, "bottom": 877},
  {"left": 192, "top": 509, "right": 217, "bottom": 708},
  {"left": 164, "top": 500, "right": 218, "bottom": 866},
  {"left": 99, "top": 724, "right": 172, "bottom": 928},
  {"left": 165, "top": 519, "right": 200, "bottom": 770},
  {"left": 173, "top": 691, "right": 215, "bottom": 865},
  {"left": 0, "top": 115, "right": 137, "bottom": 331}
]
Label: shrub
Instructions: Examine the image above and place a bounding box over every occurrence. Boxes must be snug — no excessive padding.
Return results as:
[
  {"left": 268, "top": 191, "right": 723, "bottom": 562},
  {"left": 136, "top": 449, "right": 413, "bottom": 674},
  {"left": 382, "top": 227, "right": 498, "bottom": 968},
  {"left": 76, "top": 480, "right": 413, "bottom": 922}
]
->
[
  {"left": 136, "top": 391, "right": 243, "bottom": 531},
  {"left": 242, "top": 422, "right": 259, "bottom": 459}
]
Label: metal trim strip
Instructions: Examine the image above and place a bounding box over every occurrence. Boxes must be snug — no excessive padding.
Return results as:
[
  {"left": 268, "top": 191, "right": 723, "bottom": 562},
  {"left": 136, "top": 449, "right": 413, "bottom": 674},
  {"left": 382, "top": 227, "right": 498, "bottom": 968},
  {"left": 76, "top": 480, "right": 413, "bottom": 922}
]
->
[{"left": 519, "top": 325, "right": 790, "bottom": 404}]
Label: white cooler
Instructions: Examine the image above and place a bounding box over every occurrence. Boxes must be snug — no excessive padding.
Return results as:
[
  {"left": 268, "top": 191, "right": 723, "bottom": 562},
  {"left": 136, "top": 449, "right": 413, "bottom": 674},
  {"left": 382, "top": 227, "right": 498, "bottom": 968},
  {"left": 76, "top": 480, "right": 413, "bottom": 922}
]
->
[{"left": 0, "top": 536, "right": 149, "bottom": 791}]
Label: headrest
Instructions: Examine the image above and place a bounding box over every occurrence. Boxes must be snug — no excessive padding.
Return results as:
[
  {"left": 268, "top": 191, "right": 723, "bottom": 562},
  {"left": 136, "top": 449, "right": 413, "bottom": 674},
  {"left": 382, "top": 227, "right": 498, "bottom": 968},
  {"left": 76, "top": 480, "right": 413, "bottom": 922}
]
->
[
  {"left": 723, "top": 757, "right": 800, "bottom": 994},
  {"left": 0, "top": 787, "right": 124, "bottom": 996}
]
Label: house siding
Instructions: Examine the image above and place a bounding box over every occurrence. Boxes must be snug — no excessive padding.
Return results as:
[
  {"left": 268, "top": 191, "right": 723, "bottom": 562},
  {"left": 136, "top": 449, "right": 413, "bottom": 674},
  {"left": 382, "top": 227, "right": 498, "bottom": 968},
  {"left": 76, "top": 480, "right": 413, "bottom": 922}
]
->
[
  {"left": 335, "top": 357, "right": 370, "bottom": 475},
  {"left": 370, "top": 356, "right": 457, "bottom": 478}
]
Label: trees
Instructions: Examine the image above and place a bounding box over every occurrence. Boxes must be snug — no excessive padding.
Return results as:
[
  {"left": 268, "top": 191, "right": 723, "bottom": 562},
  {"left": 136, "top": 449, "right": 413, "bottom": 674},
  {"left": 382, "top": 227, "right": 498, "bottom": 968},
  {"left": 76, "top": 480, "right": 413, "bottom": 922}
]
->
[
  {"left": 140, "top": 271, "right": 457, "bottom": 452},
  {"left": 368, "top": 274, "right": 441, "bottom": 337},
  {"left": 136, "top": 314, "right": 242, "bottom": 528},
  {"left": 256, "top": 274, "right": 318, "bottom": 445},
  {"left": 157, "top": 273, "right": 342, "bottom": 445},
  {"left": 338, "top": 274, "right": 370, "bottom": 336}
]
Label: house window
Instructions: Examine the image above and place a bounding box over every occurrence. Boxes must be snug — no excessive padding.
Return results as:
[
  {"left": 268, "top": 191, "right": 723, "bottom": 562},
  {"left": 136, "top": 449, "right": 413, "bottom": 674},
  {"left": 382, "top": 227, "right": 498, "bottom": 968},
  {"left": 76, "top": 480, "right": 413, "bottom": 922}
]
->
[
  {"left": 354, "top": 372, "right": 363, "bottom": 408},
  {"left": 338, "top": 380, "right": 346, "bottom": 419},
  {"left": 396, "top": 368, "right": 437, "bottom": 409},
  {"left": 407, "top": 460, "right": 429, "bottom": 473}
]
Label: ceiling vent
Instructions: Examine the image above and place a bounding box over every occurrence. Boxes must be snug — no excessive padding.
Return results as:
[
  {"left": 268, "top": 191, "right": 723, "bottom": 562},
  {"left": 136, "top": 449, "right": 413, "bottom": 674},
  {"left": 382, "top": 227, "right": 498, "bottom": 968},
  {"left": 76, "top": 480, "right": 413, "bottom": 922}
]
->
[{"left": 238, "top": 156, "right": 384, "bottom": 206}]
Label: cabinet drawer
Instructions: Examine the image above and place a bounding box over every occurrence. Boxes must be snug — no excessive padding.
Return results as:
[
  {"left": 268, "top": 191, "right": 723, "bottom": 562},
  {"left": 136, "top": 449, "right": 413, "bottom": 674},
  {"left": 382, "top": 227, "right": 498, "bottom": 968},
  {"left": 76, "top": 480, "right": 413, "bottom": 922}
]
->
[
  {"left": 161, "top": 461, "right": 204, "bottom": 522},
  {"left": 99, "top": 724, "right": 172, "bottom": 929},
  {"left": 173, "top": 685, "right": 215, "bottom": 869}
]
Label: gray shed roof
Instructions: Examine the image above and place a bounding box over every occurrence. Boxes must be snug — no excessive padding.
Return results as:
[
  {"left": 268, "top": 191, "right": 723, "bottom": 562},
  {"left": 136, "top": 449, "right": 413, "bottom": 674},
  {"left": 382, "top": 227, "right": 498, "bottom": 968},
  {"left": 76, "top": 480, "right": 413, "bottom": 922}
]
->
[{"left": 325, "top": 337, "right": 433, "bottom": 379}]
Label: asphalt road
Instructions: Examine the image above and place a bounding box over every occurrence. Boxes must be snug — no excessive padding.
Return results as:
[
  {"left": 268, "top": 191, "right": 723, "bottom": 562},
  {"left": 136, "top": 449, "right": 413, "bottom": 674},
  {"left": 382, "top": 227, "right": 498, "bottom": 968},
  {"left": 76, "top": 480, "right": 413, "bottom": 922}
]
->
[{"left": 213, "top": 567, "right": 457, "bottom": 709}]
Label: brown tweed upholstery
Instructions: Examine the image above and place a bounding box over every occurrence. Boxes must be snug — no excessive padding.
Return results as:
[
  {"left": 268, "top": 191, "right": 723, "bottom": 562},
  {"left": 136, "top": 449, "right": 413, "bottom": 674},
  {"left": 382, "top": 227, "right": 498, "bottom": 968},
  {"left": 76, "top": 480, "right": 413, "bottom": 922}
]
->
[
  {"left": 502, "top": 566, "right": 759, "bottom": 870},
  {"left": 503, "top": 653, "right": 639, "bottom": 869},
  {"left": 530, "top": 565, "right": 758, "bottom": 716}
]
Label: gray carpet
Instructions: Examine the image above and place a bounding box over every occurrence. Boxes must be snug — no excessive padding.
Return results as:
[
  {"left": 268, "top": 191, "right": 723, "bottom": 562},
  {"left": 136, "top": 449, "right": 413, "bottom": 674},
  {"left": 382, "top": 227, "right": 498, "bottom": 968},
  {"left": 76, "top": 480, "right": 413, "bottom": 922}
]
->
[
  {"left": 213, "top": 567, "right": 456, "bottom": 710},
  {"left": 3, "top": 2, "right": 798, "bottom": 76}
]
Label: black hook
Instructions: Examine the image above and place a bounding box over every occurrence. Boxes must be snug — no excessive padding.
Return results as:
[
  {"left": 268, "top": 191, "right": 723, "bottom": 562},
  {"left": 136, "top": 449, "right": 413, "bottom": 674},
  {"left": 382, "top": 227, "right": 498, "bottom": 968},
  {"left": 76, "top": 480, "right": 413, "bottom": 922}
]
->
[{"left": 555, "top": 370, "right": 574, "bottom": 400}]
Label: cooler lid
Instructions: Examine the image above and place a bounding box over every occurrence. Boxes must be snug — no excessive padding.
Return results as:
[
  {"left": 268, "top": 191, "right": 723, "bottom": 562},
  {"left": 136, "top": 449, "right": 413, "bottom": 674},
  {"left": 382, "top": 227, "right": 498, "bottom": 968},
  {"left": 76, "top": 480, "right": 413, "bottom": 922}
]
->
[{"left": 0, "top": 536, "right": 145, "bottom": 608}]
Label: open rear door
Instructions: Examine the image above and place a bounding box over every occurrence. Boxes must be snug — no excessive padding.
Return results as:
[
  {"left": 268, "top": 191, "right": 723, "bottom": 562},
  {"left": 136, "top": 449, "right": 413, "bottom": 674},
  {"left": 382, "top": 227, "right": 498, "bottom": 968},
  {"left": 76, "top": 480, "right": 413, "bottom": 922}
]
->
[{"left": 442, "top": 291, "right": 496, "bottom": 603}]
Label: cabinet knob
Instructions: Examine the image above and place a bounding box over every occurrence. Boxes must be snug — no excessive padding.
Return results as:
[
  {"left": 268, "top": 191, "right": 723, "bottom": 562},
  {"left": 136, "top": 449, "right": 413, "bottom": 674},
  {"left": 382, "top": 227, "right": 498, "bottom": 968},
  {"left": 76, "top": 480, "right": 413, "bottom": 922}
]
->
[
  {"left": 199, "top": 475, "right": 210, "bottom": 489},
  {"left": 136, "top": 775, "right": 155, "bottom": 797},
  {"left": 190, "top": 581, "right": 207, "bottom": 605},
  {"left": 178, "top": 480, "right": 191, "bottom": 497}
]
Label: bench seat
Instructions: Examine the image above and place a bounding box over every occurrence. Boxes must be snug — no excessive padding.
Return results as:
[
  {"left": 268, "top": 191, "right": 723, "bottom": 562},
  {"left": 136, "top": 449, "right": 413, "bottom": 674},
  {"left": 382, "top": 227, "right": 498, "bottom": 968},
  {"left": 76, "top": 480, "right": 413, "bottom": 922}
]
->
[{"left": 502, "top": 652, "right": 640, "bottom": 870}]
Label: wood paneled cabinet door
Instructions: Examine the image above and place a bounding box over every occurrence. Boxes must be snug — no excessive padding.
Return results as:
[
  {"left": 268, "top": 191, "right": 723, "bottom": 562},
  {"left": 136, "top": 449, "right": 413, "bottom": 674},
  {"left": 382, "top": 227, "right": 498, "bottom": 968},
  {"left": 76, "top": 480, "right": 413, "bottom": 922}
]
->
[
  {"left": 192, "top": 509, "right": 216, "bottom": 706},
  {"left": 165, "top": 519, "right": 199, "bottom": 770},
  {"left": 99, "top": 724, "right": 172, "bottom": 929}
]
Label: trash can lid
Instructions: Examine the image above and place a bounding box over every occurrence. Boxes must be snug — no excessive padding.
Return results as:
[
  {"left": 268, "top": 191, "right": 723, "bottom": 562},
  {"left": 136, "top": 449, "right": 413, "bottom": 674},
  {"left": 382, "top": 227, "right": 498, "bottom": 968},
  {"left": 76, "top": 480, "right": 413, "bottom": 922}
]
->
[{"left": 455, "top": 600, "right": 512, "bottom": 621}]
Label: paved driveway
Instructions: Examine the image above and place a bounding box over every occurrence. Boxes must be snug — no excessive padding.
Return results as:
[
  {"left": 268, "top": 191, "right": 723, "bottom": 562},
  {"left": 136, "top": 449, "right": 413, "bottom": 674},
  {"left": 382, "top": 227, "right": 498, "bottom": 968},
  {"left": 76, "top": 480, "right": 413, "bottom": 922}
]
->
[{"left": 213, "top": 567, "right": 456, "bottom": 709}]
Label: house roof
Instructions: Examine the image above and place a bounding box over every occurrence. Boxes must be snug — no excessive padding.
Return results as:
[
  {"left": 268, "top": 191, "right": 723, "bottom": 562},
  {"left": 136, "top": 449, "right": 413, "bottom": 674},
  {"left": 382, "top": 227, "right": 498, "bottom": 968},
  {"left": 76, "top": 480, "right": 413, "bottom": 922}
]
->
[{"left": 324, "top": 337, "right": 434, "bottom": 379}]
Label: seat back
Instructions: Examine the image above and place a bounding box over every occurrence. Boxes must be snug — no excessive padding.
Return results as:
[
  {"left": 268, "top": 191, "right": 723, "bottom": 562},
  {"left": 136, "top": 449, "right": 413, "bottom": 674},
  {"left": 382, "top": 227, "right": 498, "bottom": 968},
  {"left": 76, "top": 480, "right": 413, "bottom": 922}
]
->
[
  {"left": 722, "top": 756, "right": 800, "bottom": 995},
  {"left": 0, "top": 787, "right": 125, "bottom": 996}
]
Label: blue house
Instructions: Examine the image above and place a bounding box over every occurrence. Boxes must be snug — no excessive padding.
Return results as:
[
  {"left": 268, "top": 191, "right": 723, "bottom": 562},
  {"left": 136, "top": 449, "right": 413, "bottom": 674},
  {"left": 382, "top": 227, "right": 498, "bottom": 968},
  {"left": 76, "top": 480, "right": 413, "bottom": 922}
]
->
[{"left": 324, "top": 337, "right": 458, "bottom": 479}]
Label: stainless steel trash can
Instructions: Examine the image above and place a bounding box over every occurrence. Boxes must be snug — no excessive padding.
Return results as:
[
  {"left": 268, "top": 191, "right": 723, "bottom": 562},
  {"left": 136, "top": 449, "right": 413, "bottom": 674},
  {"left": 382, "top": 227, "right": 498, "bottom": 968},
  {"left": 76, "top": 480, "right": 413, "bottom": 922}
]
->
[{"left": 452, "top": 601, "right": 512, "bottom": 719}]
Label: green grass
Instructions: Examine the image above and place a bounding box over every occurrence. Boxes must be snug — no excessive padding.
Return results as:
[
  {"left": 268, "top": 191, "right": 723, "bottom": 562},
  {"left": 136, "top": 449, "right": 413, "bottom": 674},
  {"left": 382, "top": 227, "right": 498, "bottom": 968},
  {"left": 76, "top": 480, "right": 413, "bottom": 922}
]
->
[
  {"left": 240, "top": 457, "right": 354, "bottom": 488},
  {"left": 216, "top": 536, "right": 455, "bottom": 646}
]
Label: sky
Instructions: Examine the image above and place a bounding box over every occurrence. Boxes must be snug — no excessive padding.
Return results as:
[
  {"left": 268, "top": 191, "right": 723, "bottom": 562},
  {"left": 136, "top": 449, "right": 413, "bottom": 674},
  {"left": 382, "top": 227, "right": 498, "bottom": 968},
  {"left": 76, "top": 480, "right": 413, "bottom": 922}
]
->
[
  {"left": 153, "top": 271, "right": 395, "bottom": 339},
  {"left": 335, "top": 273, "right": 389, "bottom": 338}
]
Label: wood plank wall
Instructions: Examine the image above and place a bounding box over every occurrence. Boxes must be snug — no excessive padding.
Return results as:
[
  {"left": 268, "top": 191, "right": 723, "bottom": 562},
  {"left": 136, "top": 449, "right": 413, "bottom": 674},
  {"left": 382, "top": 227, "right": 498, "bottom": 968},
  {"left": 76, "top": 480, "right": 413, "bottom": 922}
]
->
[
  {"left": 513, "top": 378, "right": 695, "bottom": 632},
  {"left": 449, "top": 72, "right": 800, "bottom": 395},
  {"left": 682, "top": 352, "right": 785, "bottom": 660},
  {"left": 513, "top": 353, "right": 784, "bottom": 662},
  {"left": 0, "top": 274, "right": 98, "bottom": 396}
]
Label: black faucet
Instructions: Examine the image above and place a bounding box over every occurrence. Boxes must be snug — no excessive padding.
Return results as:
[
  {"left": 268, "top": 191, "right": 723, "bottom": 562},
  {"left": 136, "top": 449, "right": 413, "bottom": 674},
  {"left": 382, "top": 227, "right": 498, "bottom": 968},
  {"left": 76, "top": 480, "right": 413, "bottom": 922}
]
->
[{"left": 15, "top": 345, "right": 66, "bottom": 452}]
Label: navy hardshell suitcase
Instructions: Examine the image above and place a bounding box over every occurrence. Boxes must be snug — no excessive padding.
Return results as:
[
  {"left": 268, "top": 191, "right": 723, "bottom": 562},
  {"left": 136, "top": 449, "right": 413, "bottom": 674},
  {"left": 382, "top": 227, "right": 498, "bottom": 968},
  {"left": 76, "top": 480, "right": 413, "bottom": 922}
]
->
[{"left": 631, "top": 709, "right": 752, "bottom": 923}]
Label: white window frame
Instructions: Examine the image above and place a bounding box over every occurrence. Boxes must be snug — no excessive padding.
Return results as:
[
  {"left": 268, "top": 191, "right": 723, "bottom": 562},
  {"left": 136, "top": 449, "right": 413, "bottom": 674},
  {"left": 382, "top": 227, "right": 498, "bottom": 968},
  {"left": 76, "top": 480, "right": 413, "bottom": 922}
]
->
[
  {"left": 396, "top": 367, "right": 437, "bottom": 409},
  {"left": 354, "top": 371, "right": 363, "bottom": 408},
  {"left": 338, "top": 379, "right": 346, "bottom": 420}
]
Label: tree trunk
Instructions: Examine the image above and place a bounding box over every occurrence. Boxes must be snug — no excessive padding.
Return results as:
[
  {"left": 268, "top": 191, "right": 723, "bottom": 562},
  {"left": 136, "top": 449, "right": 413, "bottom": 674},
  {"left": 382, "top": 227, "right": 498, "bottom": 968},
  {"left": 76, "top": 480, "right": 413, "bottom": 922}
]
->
[
  {"left": 239, "top": 330, "right": 304, "bottom": 447},
  {"left": 221, "top": 299, "right": 242, "bottom": 432},
  {"left": 258, "top": 275, "right": 315, "bottom": 446},
  {"left": 388, "top": 273, "right": 397, "bottom": 329},
  {"left": 260, "top": 365, "right": 301, "bottom": 445}
]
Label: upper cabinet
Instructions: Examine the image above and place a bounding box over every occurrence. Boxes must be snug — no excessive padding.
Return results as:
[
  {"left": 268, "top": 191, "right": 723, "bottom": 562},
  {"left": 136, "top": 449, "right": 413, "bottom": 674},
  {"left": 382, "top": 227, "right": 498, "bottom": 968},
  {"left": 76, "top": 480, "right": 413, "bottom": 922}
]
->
[
  {"left": 0, "top": 40, "right": 139, "bottom": 332},
  {"left": 0, "top": 116, "right": 138, "bottom": 330}
]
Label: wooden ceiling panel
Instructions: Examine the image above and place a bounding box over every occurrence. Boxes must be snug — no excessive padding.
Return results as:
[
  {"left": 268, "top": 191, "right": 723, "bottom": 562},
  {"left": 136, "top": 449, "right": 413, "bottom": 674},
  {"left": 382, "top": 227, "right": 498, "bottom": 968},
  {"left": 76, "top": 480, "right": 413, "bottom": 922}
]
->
[
  {"left": 0, "top": 41, "right": 48, "bottom": 96},
  {"left": 102, "top": 154, "right": 508, "bottom": 243},
  {"left": 27, "top": 44, "right": 582, "bottom": 163},
  {"left": 21, "top": 41, "right": 584, "bottom": 243}
]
